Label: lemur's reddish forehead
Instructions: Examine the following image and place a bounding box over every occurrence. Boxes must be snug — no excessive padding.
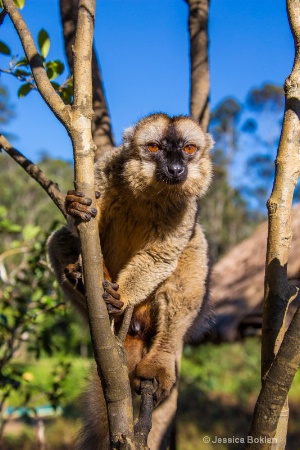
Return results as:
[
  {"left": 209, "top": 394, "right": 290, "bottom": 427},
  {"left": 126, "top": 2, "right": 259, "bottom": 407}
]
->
[{"left": 134, "top": 115, "right": 206, "bottom": 147}]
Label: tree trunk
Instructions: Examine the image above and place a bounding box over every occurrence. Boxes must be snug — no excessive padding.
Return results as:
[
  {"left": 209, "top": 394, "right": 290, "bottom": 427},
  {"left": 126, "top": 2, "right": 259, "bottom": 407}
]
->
[
  {"left": 247, "top": 1, "right": 300, "bottom": 448},
  {"left": 2, "top": 0, "right": 136, "bottom": 447},
  {"left": 185, "top": 0, "right": 210, "bottom": 132},
  {"left": 59, "top": 0, "right": 115, "bottom": 158}
]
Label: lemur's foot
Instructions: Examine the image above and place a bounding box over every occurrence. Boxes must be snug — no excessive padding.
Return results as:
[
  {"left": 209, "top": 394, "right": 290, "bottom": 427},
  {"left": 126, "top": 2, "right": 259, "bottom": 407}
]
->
[
  {"left": 135, "top": 352, "right": 176, "bottom": 406},
  {"left": 64, "top": 261, "right": 82, "bottom": 287}
]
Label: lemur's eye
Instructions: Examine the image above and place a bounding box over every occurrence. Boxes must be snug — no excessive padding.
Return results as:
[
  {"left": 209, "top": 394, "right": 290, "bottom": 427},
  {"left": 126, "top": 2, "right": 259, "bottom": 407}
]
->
[
  {"left": 183, "top": 144, "right": 197, "bottom": 155},
  {"left": 147, "top": 143, "right": 160, "bottom": 153}
]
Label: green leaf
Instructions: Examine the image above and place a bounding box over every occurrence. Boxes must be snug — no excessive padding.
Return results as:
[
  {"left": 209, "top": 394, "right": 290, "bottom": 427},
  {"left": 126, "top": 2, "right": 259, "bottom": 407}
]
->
[
  {"left": 22, "top": 224, "right": 41, "bottom": 242},
  {"left": 46, "top": 67, "right": 54, "bottom": 80},
  {"left": 0, "top": 41, "right": 11, "bottom": 55},
  {"left": 31, "top": 288, "right": 43, "bottom": 302},
  {"left": 15, "top": 57, "right": 29, "bottom": 68},
  {"left": 13, "top": 0, "right": 25, "bottom": 9},
  {"left": 50, "top": 81, "right": 60, "bottom": 91},
  {"left": 14, "top": 69, "right": 31, "bottom": 77},
  {"left": 5, "top": 223, "right": 22, "bottom": 233},
  {"left": 0, "top": 205, "right": 7, "bottom": 218},
  {"left": 10, "top": 240, "right": 22, "bottom": 248},
  {"left": 45, "top": 60, "right": 64, "bottom": 80},
  {"left": 60, "top": 77, "right": 74, "bottom": 104},
  {"left": 17, "top": 83, "right": 33, "bottom": 98},
  {"left": 38, "top": 29, "right": 50, "bottom": 59}
]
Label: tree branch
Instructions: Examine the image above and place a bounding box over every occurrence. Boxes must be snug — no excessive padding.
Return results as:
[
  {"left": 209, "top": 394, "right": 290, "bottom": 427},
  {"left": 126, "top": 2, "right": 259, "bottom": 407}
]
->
[
  {"left": 134, "top": 381, "right": 154, "bottom": 450},
  {"left": 247, "top": 0, "right": 300, "bottom": 447},
  {"left": 118, "top": 306, "right": 134, "bottom": 343},
  {"left": 70, "top": 1, "right": 134, "bottom": 447},
  {"left": 0, "top": 134, "right": 67, "bottom": 218},
  {"left": 59, "top": 0, "right": 115, "bottom": 157},
  {"left": 2, "top": 0, "right": 71, "bottom": 127},
  {"left": 247, "top": 304, "right": 300, "bottom": 449},
  {"left": 185, "top": 0, "right": 210, "bottom": 132}
]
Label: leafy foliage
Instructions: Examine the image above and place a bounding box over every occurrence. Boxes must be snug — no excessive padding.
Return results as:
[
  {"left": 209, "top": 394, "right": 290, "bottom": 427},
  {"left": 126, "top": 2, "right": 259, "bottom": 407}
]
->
[
  {"left": 0, "top": 149, "right": 92, "bottom": 437},
  {"left": 0, "top": 207, "right": 91, "bottom": 437},
  {"left": 0, "top": 27, "right": 73, "bottom": 104}
]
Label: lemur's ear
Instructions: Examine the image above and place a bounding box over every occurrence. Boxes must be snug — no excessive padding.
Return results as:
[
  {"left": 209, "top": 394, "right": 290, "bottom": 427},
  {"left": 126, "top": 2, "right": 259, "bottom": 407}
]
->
[
  {"left": 123, "top": 126, "right": 135, "bottom": 144},
  {"left": 205, "top": 133, "right": 215, "bottom": 152}
]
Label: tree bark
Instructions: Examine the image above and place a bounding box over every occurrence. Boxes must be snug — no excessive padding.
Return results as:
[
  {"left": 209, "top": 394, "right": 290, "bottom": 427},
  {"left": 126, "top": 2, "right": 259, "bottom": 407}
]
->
[
  {"left": 59, "top": 0, "right": 115, "bottom": 158},
  {"left": 247, "top": 0, "right": 300, "bottom": 448},
  {"left": 3, "top": 1, "right": 135, "bottom": 447},
  {"left": 71, "top": 2, "right": 134, "bottom": 447},
  {"left": 185, "top": 0, "right": 210, "bottom": 132},
  {"left": 247, "top": 305, "right": 300, "bottom": 450}
]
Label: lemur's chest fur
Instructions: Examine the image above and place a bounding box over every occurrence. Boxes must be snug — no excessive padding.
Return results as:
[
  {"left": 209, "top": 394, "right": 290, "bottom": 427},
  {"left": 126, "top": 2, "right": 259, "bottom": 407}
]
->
[{"left": 98, "top": 187, "right": 192, "bottom": 282}]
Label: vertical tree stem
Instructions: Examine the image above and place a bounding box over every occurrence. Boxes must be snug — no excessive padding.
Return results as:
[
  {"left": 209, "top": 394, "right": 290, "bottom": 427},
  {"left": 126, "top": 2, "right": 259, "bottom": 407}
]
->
[
  {"left": 70, "top": 1, "right": 134, "bottom": 447},
  {"left": 247, "top": 1, "right": 300, "bottom": 448},
  {"left": 185, "top": 0, "right": 210, "bottom": 131}
]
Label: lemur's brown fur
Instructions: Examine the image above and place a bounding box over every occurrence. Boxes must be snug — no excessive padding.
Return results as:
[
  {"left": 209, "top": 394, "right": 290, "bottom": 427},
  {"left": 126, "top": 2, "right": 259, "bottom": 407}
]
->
[{"left": 47, "top": 113, "right": 213, "bottom": 449}]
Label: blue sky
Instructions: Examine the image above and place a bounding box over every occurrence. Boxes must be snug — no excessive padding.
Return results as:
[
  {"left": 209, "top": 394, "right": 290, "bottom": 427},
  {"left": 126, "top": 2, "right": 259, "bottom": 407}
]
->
[{"left": 0, "top": 0, "right": 294, "bottom": 162}]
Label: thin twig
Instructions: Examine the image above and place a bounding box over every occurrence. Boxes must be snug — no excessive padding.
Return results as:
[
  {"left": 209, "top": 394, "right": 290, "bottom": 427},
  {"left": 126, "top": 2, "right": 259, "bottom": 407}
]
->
[
  {"left": 134, "top": 380, "right": 154, "bottom": 450},
  {"left": 118, "top": 306, "right": 134, "bottom": 343},
  {"left": 0, "top": 68, "right": 34, "bottom": 83},
  {"left": 0, "top": 134, "right": 67, "bottom": 218}
]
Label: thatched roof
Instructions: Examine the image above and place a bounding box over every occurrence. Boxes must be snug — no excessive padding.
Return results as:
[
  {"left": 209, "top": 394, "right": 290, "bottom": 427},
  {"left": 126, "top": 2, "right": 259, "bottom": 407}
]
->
[{"left": 208, "top": 204, "right": 300, "bottom": 342}]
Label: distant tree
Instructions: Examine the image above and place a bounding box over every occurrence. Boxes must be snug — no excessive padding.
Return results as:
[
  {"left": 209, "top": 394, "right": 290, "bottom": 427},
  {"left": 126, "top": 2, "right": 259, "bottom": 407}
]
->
[
  {"left": 242, "top": 83, "right": 286, "bottom": 209},
  {"left": 201, "top": 97, "right": 262, "bottom": 261}
]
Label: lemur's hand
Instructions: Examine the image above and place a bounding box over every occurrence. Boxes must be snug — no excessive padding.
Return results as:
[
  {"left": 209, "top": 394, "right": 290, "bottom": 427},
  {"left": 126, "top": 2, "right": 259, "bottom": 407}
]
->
[{"left": 65, "top": 190, "right": 100, "bottom": 221}]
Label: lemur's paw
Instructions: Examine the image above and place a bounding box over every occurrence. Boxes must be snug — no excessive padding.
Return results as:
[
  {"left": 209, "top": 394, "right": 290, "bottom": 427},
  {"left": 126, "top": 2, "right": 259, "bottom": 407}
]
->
[
  {"left": 65, "top": 190, "right": 99, "bottom": 222},
  {"left": 102, "top": 279, "right": 124, "bottom": 315},
  {"left": 64, "top": 262, "right": 82, "bottom": 287}
]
